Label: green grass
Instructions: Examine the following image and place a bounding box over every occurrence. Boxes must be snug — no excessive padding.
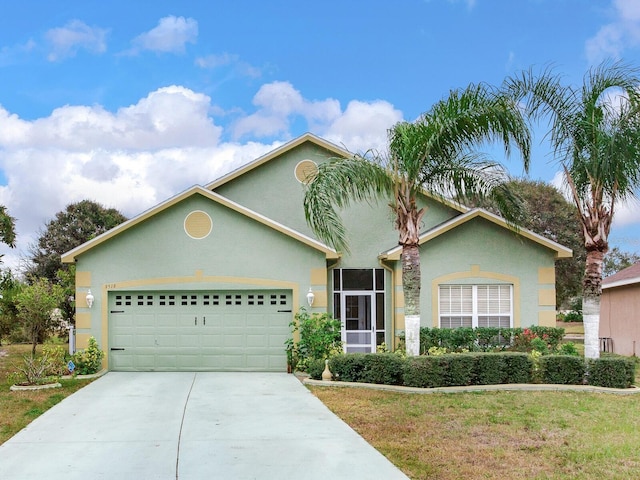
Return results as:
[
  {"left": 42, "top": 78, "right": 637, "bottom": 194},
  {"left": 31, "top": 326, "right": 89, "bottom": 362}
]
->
[
  {"left": 0, "top": 343, "right": 95, "bottom": 445},
  {"left": 311, "top": 386, "right": 640, "bottom": 479}
]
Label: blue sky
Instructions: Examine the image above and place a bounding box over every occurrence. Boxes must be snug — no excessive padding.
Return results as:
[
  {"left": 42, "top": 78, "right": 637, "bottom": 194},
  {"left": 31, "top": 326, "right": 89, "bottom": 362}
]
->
[{"left": 0, "top": 0, "right": 639, "bottom": 271}]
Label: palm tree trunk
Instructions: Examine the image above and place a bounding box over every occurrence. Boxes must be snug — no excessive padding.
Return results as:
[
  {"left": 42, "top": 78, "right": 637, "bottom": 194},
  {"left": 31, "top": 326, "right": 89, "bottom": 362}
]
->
[
  {"left": 583, "top": 248, "right": 605, "bottom": 359},
  {"left": 402, "top": 243, "right": 421, "bottom": 356}
]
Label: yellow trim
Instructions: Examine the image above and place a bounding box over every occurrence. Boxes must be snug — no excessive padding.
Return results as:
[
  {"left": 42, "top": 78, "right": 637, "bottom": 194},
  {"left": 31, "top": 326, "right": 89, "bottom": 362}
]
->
[
  {"left": 75, "top": 289, "right": 91, "bottom": 308},
  {"left": 379, "top": 258, "right": 396, "bottom": 350},
  {"left": 312, "top": 290, "right": 327, "bottom": 308},
  {"left": 396, "top": 312, "right": 405, "bottom": 329},
  {"left": 395, "top": 290, "right": 405, "bottom": 308},
  {"left": 76, "top": 333, "right": 90, "bottom": 350},
  {"left": 98, "top": 274, "right": 301, "bottom": 370},
  {"left": 382, "top": 209, "right": 572, "bottom": 261},
  {"left": 538, "top": 289, "right": 556, "bottom": 306},
  {"left": 76, "top": 271, "right": 91, "bottom": 288},
  {"left": 538, "top": 310, "right": 557, "bottom": 327},
  {"left": 62, "top": 186, "right": 339, "bottom": 262},
  {"left": 76, "top": 313, "right": 91, "bottom": 329},
  {"left": 184, "top": 210, "right": 213, "bottom": 239},
  {"left": 310, "top": 268, "right": 327, "bottom": 286},
  {"left": 538, "top": 267, "right": 555, "bottom": 284},
  {"left": 431, "top": 267, "right": 521, "bottom": 328}
]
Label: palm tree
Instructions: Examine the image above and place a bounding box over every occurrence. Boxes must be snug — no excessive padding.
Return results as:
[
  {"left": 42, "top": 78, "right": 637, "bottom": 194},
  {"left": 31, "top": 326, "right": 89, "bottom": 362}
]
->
[
  {"left": 504, "top": 61, "right": 640, "bottom": 359},
  {"left": 303, "top": 83, "right": 530, "bottom": 355}
]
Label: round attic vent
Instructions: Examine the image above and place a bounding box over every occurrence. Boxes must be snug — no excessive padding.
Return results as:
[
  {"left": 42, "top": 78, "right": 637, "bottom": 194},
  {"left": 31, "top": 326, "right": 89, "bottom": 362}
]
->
[
  {"left": 184, "top": 210, "right": 212, "bottom": 239},
  {"left": 294, "top": 159, "right": 319, "bottom": 184}
]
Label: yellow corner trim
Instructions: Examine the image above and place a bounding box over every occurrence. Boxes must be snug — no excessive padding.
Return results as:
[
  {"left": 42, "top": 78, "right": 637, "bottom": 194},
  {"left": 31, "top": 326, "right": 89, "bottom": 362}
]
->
[
  {"left": 538, "top": 310, "right": 557, "bottom": 327},
  {"left": 538, "top": 289, "right": 556, "bottom": 307},
  {"left": 538, "top": 267, "right": 555, "bottom": 284},
  {"left": 75, "top": 333, "right": 91, "bottom": 350},
  {"left": 75, "top": 271, "right": 91, "bottom": 288},
  {"left": 76, "top": 313, "right": 91, "bottom": 329},
  {"left": 310, "top": 268, "right": 327, "bottom": 286}
]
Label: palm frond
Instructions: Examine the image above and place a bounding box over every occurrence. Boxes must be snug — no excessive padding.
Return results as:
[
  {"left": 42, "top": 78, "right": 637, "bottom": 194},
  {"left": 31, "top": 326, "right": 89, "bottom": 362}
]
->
[{"left": 303, "top": 156, "right": 394, "bottom": 253}]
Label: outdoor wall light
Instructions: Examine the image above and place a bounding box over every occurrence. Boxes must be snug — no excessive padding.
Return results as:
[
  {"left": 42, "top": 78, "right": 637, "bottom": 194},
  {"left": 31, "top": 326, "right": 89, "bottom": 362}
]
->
[
  {"left": 86, "top": 290, "right": 94, "bottom": 309},
  {"left": 306, "top": 288, "right": 315, "bottom": 306}
]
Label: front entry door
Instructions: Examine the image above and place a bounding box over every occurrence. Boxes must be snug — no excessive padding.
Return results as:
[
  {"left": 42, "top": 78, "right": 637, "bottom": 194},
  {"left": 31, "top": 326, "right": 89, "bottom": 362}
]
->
[{"left": 341, "top": 292, "right": 376, "bottom": 353}]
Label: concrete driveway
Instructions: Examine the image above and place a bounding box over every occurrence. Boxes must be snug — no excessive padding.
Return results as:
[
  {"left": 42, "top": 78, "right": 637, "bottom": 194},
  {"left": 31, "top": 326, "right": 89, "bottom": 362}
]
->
[{"left": 0, "top": 372, "right": 409, "bottom": 479}]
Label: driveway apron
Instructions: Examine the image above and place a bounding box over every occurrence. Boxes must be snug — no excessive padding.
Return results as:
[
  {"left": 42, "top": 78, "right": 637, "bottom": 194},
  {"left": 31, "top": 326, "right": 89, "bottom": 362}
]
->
[{"left": 0, "top": 372, "right": 409, "bottom": 479}]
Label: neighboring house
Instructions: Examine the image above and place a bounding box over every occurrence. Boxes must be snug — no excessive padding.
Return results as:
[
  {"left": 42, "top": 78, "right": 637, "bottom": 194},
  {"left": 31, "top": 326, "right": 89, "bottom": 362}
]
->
[
  {"left": 600, "top": 261, "right": 640, "bottom": 356},
  {"left": 62, "top": 133, "right": 572, "bottom": 372}
]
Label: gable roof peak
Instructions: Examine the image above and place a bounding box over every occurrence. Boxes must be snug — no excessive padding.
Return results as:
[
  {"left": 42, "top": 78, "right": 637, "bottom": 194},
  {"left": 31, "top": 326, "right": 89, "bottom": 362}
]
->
[{"left": 206, "top": 133, "right": 352, "bottom": 190}]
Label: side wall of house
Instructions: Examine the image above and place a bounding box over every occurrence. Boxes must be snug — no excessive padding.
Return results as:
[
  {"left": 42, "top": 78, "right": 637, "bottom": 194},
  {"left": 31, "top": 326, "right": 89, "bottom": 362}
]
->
[{"left": 600, "top": 285, "right": 640, "bottom": 356}]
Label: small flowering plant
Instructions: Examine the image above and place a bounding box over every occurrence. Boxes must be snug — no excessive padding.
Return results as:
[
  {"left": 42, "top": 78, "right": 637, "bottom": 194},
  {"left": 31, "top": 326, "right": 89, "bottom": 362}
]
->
[{"left": 72, "top": 336, "right": 104, "bottom": 375}]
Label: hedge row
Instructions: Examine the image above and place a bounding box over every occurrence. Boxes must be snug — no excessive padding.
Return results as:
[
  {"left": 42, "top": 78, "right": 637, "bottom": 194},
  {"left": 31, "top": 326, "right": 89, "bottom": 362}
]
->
[
  {"left": 419, "top": 326, "right": 566, "bottom": 353},
  {"left": 321, "top": 353, "right": 636, "bottom": 389}
]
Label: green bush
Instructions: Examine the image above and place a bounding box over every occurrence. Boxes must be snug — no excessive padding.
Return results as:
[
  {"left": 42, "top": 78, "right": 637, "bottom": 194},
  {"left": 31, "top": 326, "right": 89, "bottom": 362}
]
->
[
  {"left": 329, "top": 353, "right": 367, "bottom": 382},
  {"left": 360, "top": 353, "right": 405, "bottom": 385},
  {"left": 588, "top": 357, "right": 636, "bottom": 389},
  {"left": 563, "top": 310, "right": 583, "bottom": 323},
  {"left": 502, "top": 353, "right": 534, "bottom": 383},
  {"left": 420, "top": 326, "right": 565, "bottom": 353},
  {"left": 472, "top": 353, "right": 508, "bottom": 385},
  {"left": 557, "top": 342, "right": 580, "bottom": 356},
  {"left": 539, "top": 355, "right": 585, "bottom": 384},
  {"left": 285, "top": 308, "right": 342, "bottom": 371},
  {"left": 402, "top": 356, "right": 446, "bottom": 388},
  {"left": 442, "top": 354, "right": 475, "bottom": 386},
  {"left": 306, "top": 358, "right": 326, "bottom": 380},
  {"left": 42, "top": 344, "right": 68, "bottom": 376},
  {"left": 72, "top": 336, "right": 104, "bottom": 375}
]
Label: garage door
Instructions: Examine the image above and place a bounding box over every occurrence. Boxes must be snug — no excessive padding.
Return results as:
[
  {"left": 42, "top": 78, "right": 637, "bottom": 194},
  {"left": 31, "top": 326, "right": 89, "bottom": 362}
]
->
[{"left": 108, "top": 290, "right": 292, "bottom": 372}]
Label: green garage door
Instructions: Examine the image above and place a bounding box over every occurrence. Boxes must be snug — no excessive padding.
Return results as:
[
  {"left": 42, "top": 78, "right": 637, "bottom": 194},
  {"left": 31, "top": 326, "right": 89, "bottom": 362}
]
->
[{"left": 109, "top": 290, "right": 292, "bottom": 372}]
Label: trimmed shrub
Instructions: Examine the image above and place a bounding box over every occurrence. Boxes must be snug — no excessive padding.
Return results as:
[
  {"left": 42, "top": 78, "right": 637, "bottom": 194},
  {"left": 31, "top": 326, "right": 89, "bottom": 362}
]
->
[
  {"left": 442, "top": 354, "right": 475, "bottom": 386},
  {"left": 473, "top": 353, "right": 508, "bottom": 385},
  {"left": 360, "top": 353, "right": 405, "bottom": 385},
  {"left": 329, "top": 354, "right": 367, "bottom": 382},
  {"left": 539, "top": 355, "right": 585, "bottom": 385},
  {"left": 588, "top": 357, "right": 636, "bottom": 389},
  {"left": 402, "top": 356, "right": 446, "bottom": 388},
  {"left": 307, "top": 358, "right": 326, "bottom": 380},
  {"left": 502, "top": 352, "right": 534, "bottom": 384}
]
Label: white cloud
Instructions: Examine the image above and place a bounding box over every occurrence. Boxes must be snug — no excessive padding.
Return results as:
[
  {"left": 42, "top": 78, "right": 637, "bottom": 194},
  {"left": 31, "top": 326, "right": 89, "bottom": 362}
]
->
[
  {"left": 195, "top": 53, "right": 238, "bottom": 69},
  {"left": 195, "top": 53, "right": 262, "bottom": 78},
  {"left": 586, "top": 0, "right": 640, "bottom": 63},
  {"left": 130, "top": 16, "right": 198, "bottom": 54},
  {"left": 45, "top": 20, "right": 108, "bottom": 62},
  {"left": 0, "top": 82, "right": 400, "bottom": 273},
  {"left": 324, "top": 100, "right": 403, "bottom": 153}
]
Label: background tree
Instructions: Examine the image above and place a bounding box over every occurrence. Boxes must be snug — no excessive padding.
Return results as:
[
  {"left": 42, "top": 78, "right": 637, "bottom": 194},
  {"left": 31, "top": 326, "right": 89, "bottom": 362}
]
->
[
  {"left": 304, "top": 83, "right": 530, "bottom": 355},
  {"left": 472, "top": 179, "right": 587, "bottom": 308},
  {"left": 506, "top": 61, "right": 640, "bottom": 358},
  {"left": 26, "top": 200, "right": 127, "bottom": 281},
  {"left": 603, "top": 246, "right": 640, "bottom": 277},
  {"left": 15, "top": 278, "right": 65, "bottom": 355},
  {"left": 0, "top": 269, "right": 23, "bottom": 343},
  {"left": 25, "top": 200, "right": 127, "bottom": 326}
]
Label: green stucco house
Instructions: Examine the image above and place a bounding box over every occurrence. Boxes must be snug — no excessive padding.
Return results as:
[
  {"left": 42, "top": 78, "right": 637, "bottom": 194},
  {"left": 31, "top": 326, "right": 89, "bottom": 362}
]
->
[{"left": 62, "top": 133, "right": 572, "bottom": 371}]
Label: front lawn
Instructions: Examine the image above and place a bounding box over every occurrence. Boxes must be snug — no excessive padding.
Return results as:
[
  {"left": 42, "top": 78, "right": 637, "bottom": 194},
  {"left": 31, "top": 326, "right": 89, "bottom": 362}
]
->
[
  {"left": 0, "top": 343, "right": 96, "bottom": 445},
  {"left": 310, "top": 385, "right": 640, "bottom": 479}
]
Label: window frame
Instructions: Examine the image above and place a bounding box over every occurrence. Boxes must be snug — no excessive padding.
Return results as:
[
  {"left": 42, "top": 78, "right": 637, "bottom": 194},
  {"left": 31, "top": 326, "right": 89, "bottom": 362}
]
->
[{"left": 438, "top": 284, "right": 513, "bottom": 329}]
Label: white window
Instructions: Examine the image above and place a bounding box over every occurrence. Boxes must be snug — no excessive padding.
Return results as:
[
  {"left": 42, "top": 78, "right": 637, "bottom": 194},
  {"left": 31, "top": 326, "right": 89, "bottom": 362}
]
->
[{"left": 439, "top": 285, "right": 512, "bottom": 328}]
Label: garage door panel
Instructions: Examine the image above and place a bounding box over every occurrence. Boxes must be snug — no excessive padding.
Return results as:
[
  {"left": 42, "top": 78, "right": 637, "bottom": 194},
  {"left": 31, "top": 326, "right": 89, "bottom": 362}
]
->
[{"left": 109, "top": 290, "right": 291, "bottom": 372}]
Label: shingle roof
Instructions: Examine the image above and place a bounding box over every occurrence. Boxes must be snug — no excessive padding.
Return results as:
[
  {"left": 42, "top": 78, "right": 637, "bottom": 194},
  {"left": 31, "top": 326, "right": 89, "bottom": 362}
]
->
[{"left": 602, "top": 261, "right": 640, "bottom": 289}]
